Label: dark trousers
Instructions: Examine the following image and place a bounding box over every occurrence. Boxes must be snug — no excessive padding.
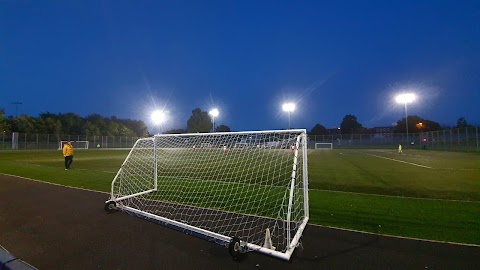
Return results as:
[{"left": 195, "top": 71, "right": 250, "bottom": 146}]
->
[{"left": 65, "top": 156, "right": 73, "bottom": 169}]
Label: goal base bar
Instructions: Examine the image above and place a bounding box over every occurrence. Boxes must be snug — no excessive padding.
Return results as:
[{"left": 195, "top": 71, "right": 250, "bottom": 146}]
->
[
  {"left": 108, "top": 189, "right": 157, "bottom": 203},
  {"left": 118, "top": 205, "right": 307, "bottom": 261},
  {"left": 245, "top": 216, "right": 309, "bottom": 261}
]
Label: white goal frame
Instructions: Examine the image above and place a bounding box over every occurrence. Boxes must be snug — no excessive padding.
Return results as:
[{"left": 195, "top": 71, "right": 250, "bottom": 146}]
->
[
  {"left": 106, "top": 129, "right": 309, "bottom": 261},
  {"left": 315, "top": 142, "right": 333, "bottom": 150},
  {"left": 58, "top": 140, "right": 89, "bottom": 150}
]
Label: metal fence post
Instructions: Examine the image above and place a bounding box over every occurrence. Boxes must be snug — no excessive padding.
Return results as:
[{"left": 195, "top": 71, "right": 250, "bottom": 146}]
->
[
  {"left": 465, "top": 127, "right": 469, "bottom": 150},
  {"left": 443, "top": 129, "right": 445, "bottom": 151},
  {"left": 476, "top": 127, "right": 479, "bottom": 151}
]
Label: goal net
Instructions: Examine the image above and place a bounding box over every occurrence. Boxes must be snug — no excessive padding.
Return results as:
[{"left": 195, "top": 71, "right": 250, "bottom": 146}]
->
[
  {"left": 315, "top": 142, "right": 333, "bottom": 150},
  {"left": 106, "top": 129, "right": 309, "bottom": 260},
  {"left": 58, "top": 140, "right": 89, "bottom": 150}
]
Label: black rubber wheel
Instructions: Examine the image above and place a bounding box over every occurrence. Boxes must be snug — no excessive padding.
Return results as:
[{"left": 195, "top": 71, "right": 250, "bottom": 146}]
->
[
  {"left": 104, "top": 201, "right": 118, "bottom": 213},
  {"left": 228, "top": 237, "right": 245, "bottom": 260}
]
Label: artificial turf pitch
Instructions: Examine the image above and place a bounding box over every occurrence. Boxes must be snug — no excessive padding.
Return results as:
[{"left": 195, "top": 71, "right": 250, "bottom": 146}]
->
[{"left": 0, "top": 148, "right": 479, "bottom": 245}]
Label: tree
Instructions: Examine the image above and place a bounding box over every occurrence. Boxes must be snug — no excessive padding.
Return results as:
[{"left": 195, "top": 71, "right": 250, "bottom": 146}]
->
[
  {"left": 61, "top": 113, "right": 84, "bottom": 134},
  {"left": 423, "top": 120, "right": 441, "bottom": 131},
  {"left": 186, "top": 108, "right": 212, "bottom": 133},
  {"left": 37, "top": 112, "right": 62, "bottom": 134},
  {"left": 393, "top": 115, "right": 441, "bottom": 133},
  {"left": 0, "top": 109, "right": 10, "bottom": 132},
  {"left": 340, "top": 115, "right": 363, "bottom": 134},
  {"left": 119, "top": 118, "right": 149, "bottom": 137},
  {"left": 84, "top": 121, "right": 101, "bottom": 136},
  {"left": 10, "top": 114, "right": 38, "bottom": 133},
  {"left": 215, "top": 125, "right": 231, "bottom": 132},
  {"left": 39, "top": 117, "right": 62, "bottom": 134},
  {"left": 456, "top": 117, "right": 473, "bottom": 128},
  {"left": 106, "top": 121, "right": 121, "bottom": 136},
  {"left": 309, "top": 124, "right": 328, "bottom": 135},
  {"left": 86, "top": 114, "right": 108, "bottom": 135}
]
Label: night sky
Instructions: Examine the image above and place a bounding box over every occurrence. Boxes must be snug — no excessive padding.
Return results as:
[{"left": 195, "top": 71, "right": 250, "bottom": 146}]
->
[{"left": 1, "top": 0, "right": 479, "bottom": 132}]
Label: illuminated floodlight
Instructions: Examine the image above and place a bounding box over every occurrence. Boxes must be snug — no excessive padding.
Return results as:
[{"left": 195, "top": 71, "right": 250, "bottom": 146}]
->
[
  {"left": 151, "top": 110, "right": 167, "bottom": 125},
  {"left": 282, "top": 103, "right": 296, "bottom": 129},
  {"left": 395, "top": 93, "right": 416, "bottom": 143},
  {"left": 209, "top": 108, "right": 219, "bottom": 118},
  {"left": 282, "top": 103, "right": 296, "bottom": 112},
  {"left": 395, "top": 93, "right": 416, "bottom": 104},
  {"left": 209, "top": 108, "right": 219, "bottom": 132}
]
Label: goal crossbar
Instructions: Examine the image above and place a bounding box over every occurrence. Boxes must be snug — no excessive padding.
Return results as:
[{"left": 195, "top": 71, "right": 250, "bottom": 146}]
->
[
  {"left": 106, "top": 129, "right": 309, "bottom": 261},
  {"left": 315, "top": 142, "right": 333, "bottom": 150},
  {"left": 58, "top": 140, "right": 89, "bottom": 150}
]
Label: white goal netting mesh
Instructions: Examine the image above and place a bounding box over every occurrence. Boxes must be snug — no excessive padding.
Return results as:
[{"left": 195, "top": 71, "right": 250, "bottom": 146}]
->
[{"left": 110, "top": 130, "right": 308, "bottom": 253}]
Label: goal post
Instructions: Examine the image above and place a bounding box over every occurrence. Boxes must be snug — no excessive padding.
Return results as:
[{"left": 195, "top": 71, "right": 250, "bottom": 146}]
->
[
  {"left": 58, "top": 140, "right": 89, "bottom": 150},
  {"left": 106, "top": 129, "right": 309, "bottom": 261},
  {"left": 314, "top": 142, "right": 333, "bottom": 150}
]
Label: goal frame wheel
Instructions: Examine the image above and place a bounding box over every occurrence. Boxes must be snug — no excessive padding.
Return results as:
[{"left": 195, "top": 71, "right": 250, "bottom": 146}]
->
[
  {"left": 228, "top": 236, "right": 245, "bottom": 260},
  {"left": 104, "top": 201, "right": 118, "bottom": 213}
]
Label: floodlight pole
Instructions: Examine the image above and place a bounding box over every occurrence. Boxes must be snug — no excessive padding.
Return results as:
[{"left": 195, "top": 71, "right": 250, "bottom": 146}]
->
[
  {"left": 287, "top": 111, "right": 291, "bottom": 130},
  {"left": 396, "top": 93, "right": 415, "bottom": 145},
  {"left": 11, "top": 102, "right": 22, "bottom": 117},
  {"left": 404, "top": 102, "right": 409, "bottom": 143},
  {"left": 209, "top": 109, "right": 219, "bottom": 133},
  {"left": 282, "top": 103, "right": 295, "bottom": 130},
  {"left": 212, "top": 115, "right": 216, "bottom": 132},
  {"left": 151, "top": 110, "right": 167, "bottom": 135}
]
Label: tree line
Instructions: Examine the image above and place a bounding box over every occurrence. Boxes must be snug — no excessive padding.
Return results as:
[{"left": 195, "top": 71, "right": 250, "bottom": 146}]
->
[
  {"left": 0, "top": 108, "right": 230, "bottom": 136},
  {"left": 0, "top": 109, "right": 149, "bottom": 137},
  {"left": 164, "top": 108, "right": 231, "bottom": 134},
  {"left": 0, "top": 108, "right": 475, "bottom": 137},
  {"left": 309, "top": 114, "right": 478, "bottom": 135}
]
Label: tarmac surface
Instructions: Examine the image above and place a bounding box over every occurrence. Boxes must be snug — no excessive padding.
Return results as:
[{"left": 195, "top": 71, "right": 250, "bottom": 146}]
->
[{"left": 0, "top": 173, "right": 478, "bottom": 269}]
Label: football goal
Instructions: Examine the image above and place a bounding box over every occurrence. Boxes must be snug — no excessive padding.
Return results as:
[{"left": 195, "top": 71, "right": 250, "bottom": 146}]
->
[
  {"left": 315, "top": 142, "right": 333, "bottom": 150},
  {"left": 58, "top": 140, "right": 89, "bottom": 150},
  {"left": 105, "top": 129, "right": 309, "bottom": 261}
]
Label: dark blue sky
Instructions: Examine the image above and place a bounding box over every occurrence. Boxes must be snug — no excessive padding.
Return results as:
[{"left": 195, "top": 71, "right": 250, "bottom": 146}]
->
[{"left": 1, "top": 0, "right": 479, "bottom": 132}]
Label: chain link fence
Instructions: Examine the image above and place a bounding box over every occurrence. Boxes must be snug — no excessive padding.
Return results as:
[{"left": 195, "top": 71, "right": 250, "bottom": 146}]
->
[
  {"left": 308, "top": 127, "right": 479, "bottom": 152},
  {"left": 1, "top": 127, "right": 479, "bottom": 152},
  {"left": 0, "top": 132, "right": 142, "bottom": 150}
]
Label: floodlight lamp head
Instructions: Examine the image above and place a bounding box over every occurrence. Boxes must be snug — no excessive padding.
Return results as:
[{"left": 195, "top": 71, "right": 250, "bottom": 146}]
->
[
  {"left": 209, "top": 108, "right": 219, "bottom": 117},
  {"left": 282, "top": 103, "right": 295, "bottom": 112},
  {"left": 395, "top": 93, "right": 416, "bottom": 104},
  {"left": 151, "top": 110, "right": 166, "bottom": 125}
]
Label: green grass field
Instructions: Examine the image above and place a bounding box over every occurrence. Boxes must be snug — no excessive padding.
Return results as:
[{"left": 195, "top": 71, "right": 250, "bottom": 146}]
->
[{"left": 0, "top": 148, "right": 479, "bottom": 245}]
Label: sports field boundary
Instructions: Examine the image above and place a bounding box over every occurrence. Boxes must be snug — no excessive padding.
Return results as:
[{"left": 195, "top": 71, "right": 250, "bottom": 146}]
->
[
  {"left": 358, "top": 151, "right": 433, "bottom": 169},
  {"left": 309, "top": 223, "right": 480, "bottom": 248},
  {"left": 2, "top": 172, "right": 478, "bottom": 248},
  {"left": 0, "top": 173, "right": 109, "bottom": 195}
]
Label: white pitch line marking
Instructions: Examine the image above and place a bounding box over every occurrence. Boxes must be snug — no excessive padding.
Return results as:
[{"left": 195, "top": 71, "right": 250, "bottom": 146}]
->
[{"left": 362, "top": 152, "right": 433, "bottom": 169}]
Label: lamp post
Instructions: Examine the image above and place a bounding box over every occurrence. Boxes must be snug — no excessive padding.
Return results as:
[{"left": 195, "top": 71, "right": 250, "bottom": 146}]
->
[
  {"left": 209, "top": 108, "right": 219, "bottom": 132},
  {"left": 395, "top": 93, "right": 416, "bottom": 143},
  {"left": 11, "top": 102, "right": 22, "bottom": 117},
  {"left": 151, "top": 110, "right": 167, "bottom": 135},
  {"left": 282, "top": 103, "right": 296, "bottom": 129}
]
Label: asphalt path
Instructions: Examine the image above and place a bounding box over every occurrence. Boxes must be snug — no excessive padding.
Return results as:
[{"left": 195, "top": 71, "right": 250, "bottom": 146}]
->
[{"left": 0, "top": 174, "right": 478, "bottom": 269}]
